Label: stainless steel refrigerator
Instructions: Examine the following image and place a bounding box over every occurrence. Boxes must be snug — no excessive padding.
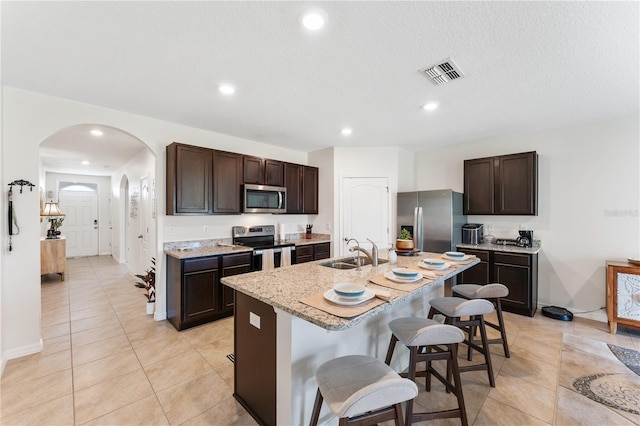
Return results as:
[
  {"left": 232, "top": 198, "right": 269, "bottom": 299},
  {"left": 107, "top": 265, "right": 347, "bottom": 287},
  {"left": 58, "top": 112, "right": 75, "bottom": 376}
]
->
[{"left": 397, "top": 189, "right": 466, "bottom": 253}]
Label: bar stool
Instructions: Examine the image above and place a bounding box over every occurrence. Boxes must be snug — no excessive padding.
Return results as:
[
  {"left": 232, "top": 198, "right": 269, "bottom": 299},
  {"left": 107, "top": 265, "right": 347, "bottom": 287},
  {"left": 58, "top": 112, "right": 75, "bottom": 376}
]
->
[
  {"left": 385, "top": 317, "right": 468, "bottom": 426},
  {"left": 428, "top": 297, "right": 496, "bottom": 387},
  {"left": 452, "top": 283, "right": 510, "bottom": 358},
  {"left": 309, "top": 354, "right": 418, "bottom": 426}
]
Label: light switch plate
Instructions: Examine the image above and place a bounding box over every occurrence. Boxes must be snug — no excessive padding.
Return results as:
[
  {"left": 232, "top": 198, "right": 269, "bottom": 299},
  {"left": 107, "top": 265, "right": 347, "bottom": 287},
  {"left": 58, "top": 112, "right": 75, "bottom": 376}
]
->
[{"left": 249, "top": 312, "right": 261, "bottom": 329}]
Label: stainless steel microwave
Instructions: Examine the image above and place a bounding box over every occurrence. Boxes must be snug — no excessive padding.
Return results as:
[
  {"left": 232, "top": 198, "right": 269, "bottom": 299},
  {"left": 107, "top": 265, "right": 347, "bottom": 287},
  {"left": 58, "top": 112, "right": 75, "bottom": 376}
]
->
[{"left": 243, "top": 184, "right": 287, "bottom": 214}]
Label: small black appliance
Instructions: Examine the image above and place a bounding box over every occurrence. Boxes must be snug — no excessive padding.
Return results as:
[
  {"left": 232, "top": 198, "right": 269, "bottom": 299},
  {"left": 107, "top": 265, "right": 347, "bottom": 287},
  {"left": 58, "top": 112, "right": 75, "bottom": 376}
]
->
[
  {"left": 517, "top": 230, "right": 533, "bottom": 248},
  {"left": 541, "top": 306, "right": 574, "bottom": 321}
]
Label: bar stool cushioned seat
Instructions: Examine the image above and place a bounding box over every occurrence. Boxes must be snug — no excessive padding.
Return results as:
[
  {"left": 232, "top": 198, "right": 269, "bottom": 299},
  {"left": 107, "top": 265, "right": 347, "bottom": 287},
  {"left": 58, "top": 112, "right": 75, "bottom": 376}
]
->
[
  {"left": 385, "top": 318, "right": 468, "bottom": 426},
  {"left": 428, "top": 297, "right": 497, "bottom": 387},
  {"left": 310, "top": 355, "right": 418, "bottom": 425},
  {"left": 452, "top": 283, "right": 510, "bottom": 358}
]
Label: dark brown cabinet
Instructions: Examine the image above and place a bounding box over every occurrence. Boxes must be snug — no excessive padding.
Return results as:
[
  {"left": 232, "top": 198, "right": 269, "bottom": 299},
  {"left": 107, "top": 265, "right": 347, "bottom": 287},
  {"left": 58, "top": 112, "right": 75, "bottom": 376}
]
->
[
  {"left": 221, "top": 252, "right": 252, "bottom": 311},
  {"left": 242, "top": 157, "right": 284, "bottom": 187},
  {"left": 284, "top": 163, "right": 319, "bottom": 214},
  {"left": 166, "top": 143, "right": 213, "bottom": 215},
  {"left": 457, "top": 248, "right": 538, "bottom": 317},
  {"left": 464, "top": 151, "right": 537, "bottom": 215},
  {"left": 167, "top": 252, "right": 251, "bottom": 331},
  {"left": 295, "top": 242, "right": 331, "bottom": 264},
  {"left": 302, "top": 166, "right": 319, "bottom": 214},
  {"left": 213, "top": 150, "right": 242, "bottom": 214}
]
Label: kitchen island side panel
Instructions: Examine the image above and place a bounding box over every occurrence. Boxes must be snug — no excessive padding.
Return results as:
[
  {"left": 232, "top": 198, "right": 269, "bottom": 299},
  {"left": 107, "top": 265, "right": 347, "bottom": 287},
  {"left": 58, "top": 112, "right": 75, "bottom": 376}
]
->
[{"left": 234, "top": 292, "right": 277, "bottom": 426}]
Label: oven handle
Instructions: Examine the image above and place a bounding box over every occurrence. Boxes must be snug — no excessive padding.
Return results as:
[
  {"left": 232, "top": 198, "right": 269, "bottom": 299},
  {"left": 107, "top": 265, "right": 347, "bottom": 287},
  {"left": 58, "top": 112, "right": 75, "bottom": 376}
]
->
[{"left": 254, "top": 246, "right": 296, "bottom": 256}]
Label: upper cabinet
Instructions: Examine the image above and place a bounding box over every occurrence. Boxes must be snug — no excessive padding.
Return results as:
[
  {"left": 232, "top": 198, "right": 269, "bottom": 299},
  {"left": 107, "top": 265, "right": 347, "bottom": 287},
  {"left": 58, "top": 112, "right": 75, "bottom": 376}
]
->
[
  {"left": 167, "top": 142, "right": 213, "bottom": 215},
  {"left": 167, "top": 142, "right": 319, "bottom": 215},
  {"left": 284, "top": 163, "right": 319, "bottom": 214},
  {"left": 213, "top": 150, "right": 242, "bottom": 214},
  {"left": 464, "top": 151, "right": 538, "bottom": 216},
  {"left": 242, "top": 156, "right": 284, "bottom": 187}
]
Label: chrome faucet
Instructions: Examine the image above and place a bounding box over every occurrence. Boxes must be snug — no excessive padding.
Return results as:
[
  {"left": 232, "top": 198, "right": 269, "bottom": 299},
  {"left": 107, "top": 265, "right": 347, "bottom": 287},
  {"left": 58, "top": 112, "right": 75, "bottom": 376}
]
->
[
  {"left": 344, "top": 237, "right": 379, "bottom": 269},
  {"left": 344, "top": 238, "right": 362, "bottom": 270}
]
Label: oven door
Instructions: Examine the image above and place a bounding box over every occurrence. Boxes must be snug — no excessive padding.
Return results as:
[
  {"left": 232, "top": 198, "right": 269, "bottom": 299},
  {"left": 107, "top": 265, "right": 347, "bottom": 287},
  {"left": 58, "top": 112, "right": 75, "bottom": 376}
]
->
[{"left": 253, "top": 246, "right": 296, "bottom": 270}]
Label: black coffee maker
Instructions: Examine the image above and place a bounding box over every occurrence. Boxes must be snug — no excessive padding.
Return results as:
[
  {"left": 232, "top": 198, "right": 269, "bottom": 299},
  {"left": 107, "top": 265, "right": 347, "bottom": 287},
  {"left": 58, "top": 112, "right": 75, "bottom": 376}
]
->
[{"left": 517, "top": 230, "right": 533, "bottom": 247}]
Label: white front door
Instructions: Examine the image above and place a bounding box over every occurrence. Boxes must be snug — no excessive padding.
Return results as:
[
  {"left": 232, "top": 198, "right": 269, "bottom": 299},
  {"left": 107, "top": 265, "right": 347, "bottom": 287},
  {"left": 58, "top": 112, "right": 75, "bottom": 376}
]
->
[
  {"left": 340, "top": 177, "right": 389, "bottom": 256},
  {"left": 59, "top": 191, "right": 99, "bottom": 257}
]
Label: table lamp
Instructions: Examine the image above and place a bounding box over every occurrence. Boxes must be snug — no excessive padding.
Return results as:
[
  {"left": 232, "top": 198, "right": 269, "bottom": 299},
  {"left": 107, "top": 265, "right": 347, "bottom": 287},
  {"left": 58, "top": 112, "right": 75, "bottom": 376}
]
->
[{"left": 41, "top": 201, "right": 65, "bottom": 239}]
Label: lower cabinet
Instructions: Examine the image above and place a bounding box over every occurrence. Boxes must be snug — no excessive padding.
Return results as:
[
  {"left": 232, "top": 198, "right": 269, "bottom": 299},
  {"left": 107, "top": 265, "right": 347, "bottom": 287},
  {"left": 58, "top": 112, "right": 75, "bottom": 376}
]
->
[
  {"left": 457, "top": 248, "right": 538, "bottom": 317},
  {"left": 295, "top": 242, "right": 331, "bottom": 264},
  {"left": 167, "top": 252, "right": 251, "bottom": 330}
]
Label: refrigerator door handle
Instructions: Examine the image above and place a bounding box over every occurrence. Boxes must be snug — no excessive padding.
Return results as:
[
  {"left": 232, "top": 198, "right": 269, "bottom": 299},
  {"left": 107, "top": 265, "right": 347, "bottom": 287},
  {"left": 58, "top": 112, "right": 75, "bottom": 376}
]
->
[{"left": 415, "top": 206, "right": 423, "bottom": 252}]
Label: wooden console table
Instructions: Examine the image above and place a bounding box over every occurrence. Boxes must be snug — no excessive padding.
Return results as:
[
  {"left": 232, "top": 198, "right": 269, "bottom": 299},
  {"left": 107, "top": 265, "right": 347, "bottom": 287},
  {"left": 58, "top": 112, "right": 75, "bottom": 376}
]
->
[
  {"left": 606, "top": 260, "right": 640, "bottom": 333},
  {"left": 41, "top": 237, "right": 67, "bottom": 281}
]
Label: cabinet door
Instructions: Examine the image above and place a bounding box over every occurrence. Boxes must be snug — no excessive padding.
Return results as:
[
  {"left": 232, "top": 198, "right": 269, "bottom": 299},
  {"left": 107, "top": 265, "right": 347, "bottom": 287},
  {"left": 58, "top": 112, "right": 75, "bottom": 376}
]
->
[
  {"left": 182, "top": 258, "right": 220, "bottom": 323},
  {"left": 167, "top": 143, "right": 213, "bottom": 215},
  {"left": 295, "top": 245, "right": 314, "bottom": 264},
  {"left": 242, "top": 156, "right": 264, "bottom": 184},
  {"left": 221, "top": 252, "right": 252, "bottom": 311},
  {"left": 463, "top": 157, "right": 495, "bottom": 215},
  {"left": 497, "top": 152, "right": 537, "bottom": 215},
  {"left": 458, "top": 250, "right": 490, "bottom": 285},
  {"left": 213, "top": 150, "right": 242, "bottom": 213},
  {"left": 493, "top": 252, "right": 532, "bottom": 314},
  {"left": 302, "top": 166, "right": 319, "bottom": 214},
  {"left": 264, "top": 159, "right": 284, "bottom": 187},
  {"left": 284, "top": 163, "right": 303, "bottom": 214},
  {"left": 313, "top": 242, "right": 331, "bottom": 260}
]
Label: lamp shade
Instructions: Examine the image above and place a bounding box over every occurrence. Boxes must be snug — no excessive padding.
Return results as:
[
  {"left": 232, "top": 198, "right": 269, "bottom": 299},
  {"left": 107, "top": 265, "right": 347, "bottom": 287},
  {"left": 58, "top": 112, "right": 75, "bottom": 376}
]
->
[{"left": 42, "top": 202, "right": 64, "bottom": 217}]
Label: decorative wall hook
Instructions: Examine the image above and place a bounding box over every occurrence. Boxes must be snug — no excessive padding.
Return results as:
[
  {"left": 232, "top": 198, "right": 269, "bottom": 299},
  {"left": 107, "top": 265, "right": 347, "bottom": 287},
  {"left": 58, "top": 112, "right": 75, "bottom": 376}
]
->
[{"left": 8, "top": 179, "right": 35, "bottom": 193}]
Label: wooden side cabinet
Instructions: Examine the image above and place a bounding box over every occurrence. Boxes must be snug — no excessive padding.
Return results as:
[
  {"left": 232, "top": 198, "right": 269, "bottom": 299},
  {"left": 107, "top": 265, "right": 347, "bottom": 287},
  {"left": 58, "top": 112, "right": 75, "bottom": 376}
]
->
[
  {"left": 606, "top": 260, "right": 640, "bottom": 334},
  {"left": 41, "top": 238, "right": 66, "bottom": 281}
]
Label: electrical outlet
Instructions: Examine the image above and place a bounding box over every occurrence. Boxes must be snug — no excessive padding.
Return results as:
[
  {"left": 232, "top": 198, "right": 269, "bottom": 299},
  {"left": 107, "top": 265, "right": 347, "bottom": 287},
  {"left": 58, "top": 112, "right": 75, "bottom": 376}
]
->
[
  {"left": 203, "top": 225, "right": 208, "bottom": 233},
  {"left": 165, "top": 226, "right": 175, "bottom": 235}
]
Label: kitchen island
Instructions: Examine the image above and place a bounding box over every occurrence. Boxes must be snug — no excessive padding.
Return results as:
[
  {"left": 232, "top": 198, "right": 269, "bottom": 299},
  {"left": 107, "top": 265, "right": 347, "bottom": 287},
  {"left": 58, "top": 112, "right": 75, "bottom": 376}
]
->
[{"left": 221, "top": 251, "right": 479, "bottom": 425}]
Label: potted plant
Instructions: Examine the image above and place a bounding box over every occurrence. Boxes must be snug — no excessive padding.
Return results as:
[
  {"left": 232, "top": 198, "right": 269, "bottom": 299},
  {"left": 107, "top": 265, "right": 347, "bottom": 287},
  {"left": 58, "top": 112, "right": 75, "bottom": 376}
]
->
[
  {"left": 135, "top": 258, "right": 156, "bottom": 314},
  {"left": 396, "top": 228, "right": 415, "bottom": 250}
]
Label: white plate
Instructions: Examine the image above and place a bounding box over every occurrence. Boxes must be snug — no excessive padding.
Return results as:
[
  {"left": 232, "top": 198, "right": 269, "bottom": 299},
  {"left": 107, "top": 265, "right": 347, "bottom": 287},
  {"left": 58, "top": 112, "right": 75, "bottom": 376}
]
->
[
  {"left": 383, "top": 271, "right": 423, "bottom": 283},
  {"left": 418, "top": 260, "right": 451, "bottom": 270},
  {"left": 441, "top": 254, "right": 471, "bottom": 262},
  {"left": 324, "top": 289, "right": 375, "bottom": 306}
]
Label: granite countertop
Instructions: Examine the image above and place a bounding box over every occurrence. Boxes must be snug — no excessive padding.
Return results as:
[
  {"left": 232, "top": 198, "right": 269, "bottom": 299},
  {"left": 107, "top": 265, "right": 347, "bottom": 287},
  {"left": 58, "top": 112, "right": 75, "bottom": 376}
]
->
[
  {"left": 457, "top": 242, "right": 541, "bottom": 255},
  {"left": 221, "top": 251, "right": 479, "bottom": 331},
  {"left": 165, "top": 244, "right": 253, "bottom": 259},
  {"left": 289, "top": 233, "right": 331, "bottom": 246}
]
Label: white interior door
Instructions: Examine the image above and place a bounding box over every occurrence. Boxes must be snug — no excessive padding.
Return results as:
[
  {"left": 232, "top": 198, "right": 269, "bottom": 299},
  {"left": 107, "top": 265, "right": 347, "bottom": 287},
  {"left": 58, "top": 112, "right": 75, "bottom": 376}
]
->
[
  {"left": 340, "top": 177, "right": 389, "bottom": 256},
  {"left": 59, "top": 191, "right": 99, "bottom": 257}
]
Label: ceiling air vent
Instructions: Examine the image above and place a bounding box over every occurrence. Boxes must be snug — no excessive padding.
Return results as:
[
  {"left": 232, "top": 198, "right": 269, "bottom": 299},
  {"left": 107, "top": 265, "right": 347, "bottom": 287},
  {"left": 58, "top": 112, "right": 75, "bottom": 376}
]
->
[{"left": 420, "top": 58, "right": 465, "bottom": 86}]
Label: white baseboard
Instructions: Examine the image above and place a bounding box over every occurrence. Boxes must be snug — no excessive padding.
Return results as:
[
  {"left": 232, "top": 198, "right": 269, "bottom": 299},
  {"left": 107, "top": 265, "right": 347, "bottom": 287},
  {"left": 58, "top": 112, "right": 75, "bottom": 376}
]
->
[
  {"left": 3, "top": 339, "right": 43, "bottom": 362},
  {"left": 154, "top": 309, "right": 167, "bottom": 321},
  {"left": 573, "top": 309, "right": 607, "bottom": 323},
  {"left": 1, "top": 352, "right": 7, "bottom": 377}
]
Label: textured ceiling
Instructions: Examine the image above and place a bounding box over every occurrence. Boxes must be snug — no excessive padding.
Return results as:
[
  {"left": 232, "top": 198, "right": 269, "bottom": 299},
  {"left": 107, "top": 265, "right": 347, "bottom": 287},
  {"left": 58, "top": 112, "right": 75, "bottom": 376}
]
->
[{"left": 2, "top": 1, "right": 639, "bottom": 175}]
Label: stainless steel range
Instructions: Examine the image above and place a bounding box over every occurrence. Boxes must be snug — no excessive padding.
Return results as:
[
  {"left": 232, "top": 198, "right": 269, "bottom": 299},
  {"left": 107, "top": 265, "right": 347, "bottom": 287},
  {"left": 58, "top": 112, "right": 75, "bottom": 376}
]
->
[{"left": 232, "top": 225, "right": 296, "bottom": 270}]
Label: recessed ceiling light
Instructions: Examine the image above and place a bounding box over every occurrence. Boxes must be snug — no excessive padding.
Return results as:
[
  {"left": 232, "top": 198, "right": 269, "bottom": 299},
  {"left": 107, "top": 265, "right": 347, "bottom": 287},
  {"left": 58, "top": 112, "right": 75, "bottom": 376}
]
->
[
  {"left": 422, "top": 102, "right": 439, "bottom": 111},
  {"left": 219, "top": 84, "right": 236, "bottom": 95},
  {"left": 81, "top": 160, "right": 90, "bottom": 165},
  {"left": 302, "top": 9, "right": 327, "bottom": 30},
  {"left": 341, "top": 128, "right": 353, "bottom": 136},
  {"left": 90, "top": 129, "right": 103, "bottom": 136}
]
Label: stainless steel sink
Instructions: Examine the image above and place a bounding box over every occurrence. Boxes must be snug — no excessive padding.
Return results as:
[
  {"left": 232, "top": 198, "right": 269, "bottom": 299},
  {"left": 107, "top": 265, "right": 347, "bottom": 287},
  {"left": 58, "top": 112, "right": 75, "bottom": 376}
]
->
[{"left": 319, "top": 257, "right": 388, "bottom": 269}]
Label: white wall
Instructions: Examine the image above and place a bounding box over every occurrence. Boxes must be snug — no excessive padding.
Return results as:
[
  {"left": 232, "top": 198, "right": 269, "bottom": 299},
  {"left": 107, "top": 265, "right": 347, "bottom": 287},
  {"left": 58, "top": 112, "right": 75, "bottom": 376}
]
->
[
  {"left": 0, "top": 87, "right": 313, "bottom": 363},
  {"left": 414, "top": 116, "right": 640, "bottom": 314}
]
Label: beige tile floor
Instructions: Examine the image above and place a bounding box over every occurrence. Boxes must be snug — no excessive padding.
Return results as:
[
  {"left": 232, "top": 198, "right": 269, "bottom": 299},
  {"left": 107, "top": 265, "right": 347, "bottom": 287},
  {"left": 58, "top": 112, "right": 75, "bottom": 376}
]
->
[{"left": 1, "top": 255, "right": 638, "bottom": 425}]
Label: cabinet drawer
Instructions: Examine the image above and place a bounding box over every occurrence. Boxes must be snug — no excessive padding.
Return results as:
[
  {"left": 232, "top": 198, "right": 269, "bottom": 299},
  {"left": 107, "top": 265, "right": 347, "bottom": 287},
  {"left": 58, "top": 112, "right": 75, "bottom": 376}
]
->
[
  {"left": 314, "top": 242, "right": 330, "bottom": 259},
  {"left": 184, "top": 257, "right": 218, "bottom": 273},
  {"left": 296, "top": 246, "right": 313, "bottom": 257},
  {"left": 222, "top": 252, "right": 252, "bottom": 268},
  {"left": 494, "top": 252, "right": 530, "bottom": 267},
  {"left": 462, "top": 249, "right": 489, "bottom": 262}
]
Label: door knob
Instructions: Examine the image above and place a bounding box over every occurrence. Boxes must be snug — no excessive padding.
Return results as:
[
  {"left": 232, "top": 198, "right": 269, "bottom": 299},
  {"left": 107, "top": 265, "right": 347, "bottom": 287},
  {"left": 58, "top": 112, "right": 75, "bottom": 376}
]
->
[{"left": 138, "top": 235, "right": 143, "bottom": 239}]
